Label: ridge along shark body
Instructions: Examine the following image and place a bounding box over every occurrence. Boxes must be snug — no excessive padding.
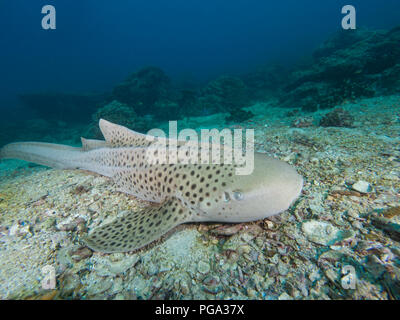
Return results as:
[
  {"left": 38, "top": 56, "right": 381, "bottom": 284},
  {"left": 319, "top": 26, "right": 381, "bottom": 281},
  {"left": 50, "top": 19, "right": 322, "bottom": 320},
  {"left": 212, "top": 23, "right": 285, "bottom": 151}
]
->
[{"left": 0, "top": 119, "right": 303, "bottom": 253}]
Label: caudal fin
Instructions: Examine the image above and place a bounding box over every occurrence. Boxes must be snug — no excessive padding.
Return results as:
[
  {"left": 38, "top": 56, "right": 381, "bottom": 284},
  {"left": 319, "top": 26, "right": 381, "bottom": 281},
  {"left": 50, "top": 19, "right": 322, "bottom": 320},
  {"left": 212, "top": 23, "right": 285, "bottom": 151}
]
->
[{"left": 0, "top": 142, "right": 83, "bottom": 169}]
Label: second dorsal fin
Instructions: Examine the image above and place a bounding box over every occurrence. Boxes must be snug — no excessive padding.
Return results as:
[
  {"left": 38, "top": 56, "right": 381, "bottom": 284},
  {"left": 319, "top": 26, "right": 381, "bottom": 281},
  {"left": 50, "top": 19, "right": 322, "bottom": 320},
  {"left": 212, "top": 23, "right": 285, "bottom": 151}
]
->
[
  {"left": 99, "top": 119, "right": 157, "bottom": 147},
  {"left": 81, "top": 137, "right": 107, "bottom": 151}
]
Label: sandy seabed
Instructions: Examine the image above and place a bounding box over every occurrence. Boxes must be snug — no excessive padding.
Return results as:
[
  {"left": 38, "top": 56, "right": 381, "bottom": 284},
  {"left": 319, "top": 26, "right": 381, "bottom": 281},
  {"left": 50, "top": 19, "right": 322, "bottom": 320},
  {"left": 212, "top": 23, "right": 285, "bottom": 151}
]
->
[{"left": 0, "top": 95, "right": 399, "bottom": 299}]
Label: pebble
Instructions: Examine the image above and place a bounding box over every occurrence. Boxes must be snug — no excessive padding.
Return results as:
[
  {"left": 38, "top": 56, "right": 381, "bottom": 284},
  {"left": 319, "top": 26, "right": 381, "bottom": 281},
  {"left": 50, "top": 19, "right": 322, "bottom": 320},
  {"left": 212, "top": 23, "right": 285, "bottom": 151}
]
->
[
  {"left": 8, "top": 223, "right": 30, "bottom": 237},
  {"left": 180, "top": 281, "right": 190, "bottom": 295},
  {"left": 277, "top": 261, "right": 289, "bottom": 276},
  {"left": 246, "top": 288, "right": 258, "bottom": 299},
  {"left": 352, "top": 220, "right": 363, "bottom": 229},
  {"left": 147, "top": 264, "right": 159, "bottom": 276},
  {"left": 86, "top": 278, "right": 113, "bottom": 296},
  {"left": 347, "top": 209, "right": 359, "bottom": 218},
  {"left": 197, "top": 261, "right": 211, "bottom": 274},
  {"left": 211, "top": 224, "right": 243, "bottom": 236},
  {"left": 352, "top": 180, "right": 372, "bottom": 193},
  {"left": 302, "top": 220, "right": 342, "bottom": 246},
  {"left": 70, "top": 246, "right": 93, "bottom": 262},
  {"left": 391, "top": 247, "right": 400, "bottom": 257},
  {"left": 308, "top": 269, "right": 321, "bottom": 282},
  {"left": 325, "top": 268, "right": 339, "bottom": 284},
  {"left": 370, "top": 216, "right": 400, "bottom": 242},
  {"left": 203, "top": 276, "right": 221, "bottom": 294},
  {"left": 56, "top": 217, "right": 85, "bottom": 232},
  {"left": 42, "top": 217, "right": 56, "bottom": 231},
  {"left": 49, "top": 231, "right": 69, "bottom": 249},
  {"left": 9, "top": 224, "right": 21, "bottom": 236},
  {"left": 42, "top": 209, "right": 59, "bottom": 217},
  {"left": 109, "top": 257, "right": 139, "bottom": 275},
  {"left": 93, "top": 255, "right": 140, "bottom": 277},
  {"left": 383, "top": 173, "right": 399, "bottom": 181},
  {"left": 62, "top": 273, "right": 80, "bottom": 295},
  {"left": 278, "top": 292, "right": 293, "bottom": 300}
]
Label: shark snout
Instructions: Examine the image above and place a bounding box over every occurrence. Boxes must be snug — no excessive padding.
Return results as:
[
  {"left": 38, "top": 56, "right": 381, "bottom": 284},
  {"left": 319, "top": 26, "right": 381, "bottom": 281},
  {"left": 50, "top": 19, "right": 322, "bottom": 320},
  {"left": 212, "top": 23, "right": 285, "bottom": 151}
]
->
[
  {"left": 260, "top": 157, "right": 303, "bottom": 217},
  {"left": 231, "top": 155, "right": 303, "bottom": 220}
]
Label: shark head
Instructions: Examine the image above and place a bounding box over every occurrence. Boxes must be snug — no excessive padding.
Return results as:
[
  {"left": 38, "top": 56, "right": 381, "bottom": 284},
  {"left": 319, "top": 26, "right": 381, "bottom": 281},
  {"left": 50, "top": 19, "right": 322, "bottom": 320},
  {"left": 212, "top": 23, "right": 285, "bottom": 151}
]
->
[{"left": 200, "top": 153, "right": 303, "bottom": 222}]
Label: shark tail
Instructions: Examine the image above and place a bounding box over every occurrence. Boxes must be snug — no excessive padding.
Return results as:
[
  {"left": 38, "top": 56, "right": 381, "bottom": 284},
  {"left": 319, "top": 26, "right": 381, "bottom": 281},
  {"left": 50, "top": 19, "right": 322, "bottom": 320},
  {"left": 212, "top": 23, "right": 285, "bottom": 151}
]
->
[{"left": 0, "top": 142, "right": 83, "bottom": 169}]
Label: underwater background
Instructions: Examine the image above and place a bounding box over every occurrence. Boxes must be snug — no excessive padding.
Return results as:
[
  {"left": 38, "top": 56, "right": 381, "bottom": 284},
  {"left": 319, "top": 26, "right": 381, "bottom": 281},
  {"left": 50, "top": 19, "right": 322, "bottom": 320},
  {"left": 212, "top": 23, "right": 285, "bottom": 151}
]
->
[{"left": 0, "top": 0, "right": 399, "bottom": 299}]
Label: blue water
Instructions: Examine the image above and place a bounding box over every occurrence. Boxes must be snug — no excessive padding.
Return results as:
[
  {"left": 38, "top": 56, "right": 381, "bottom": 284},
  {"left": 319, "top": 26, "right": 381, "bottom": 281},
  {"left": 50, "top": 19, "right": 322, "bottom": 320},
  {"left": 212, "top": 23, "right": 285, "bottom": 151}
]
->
[{"left": 0, "top": 0, "right": 399, "bottom": 119}]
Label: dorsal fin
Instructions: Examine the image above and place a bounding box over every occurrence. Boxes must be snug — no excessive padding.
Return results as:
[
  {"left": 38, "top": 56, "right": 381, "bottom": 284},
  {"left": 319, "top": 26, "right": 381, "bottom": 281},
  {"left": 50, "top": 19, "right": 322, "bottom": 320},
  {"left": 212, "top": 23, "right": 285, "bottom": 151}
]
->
[
  {"left": 98, "top": 119, "right": 231, "bottom": 151},
  {"left": 99, "top": 119, "right": 157, "bottom": 147},
  {"left": 81, "top": 137, "right": 107, "bottom": 151}
]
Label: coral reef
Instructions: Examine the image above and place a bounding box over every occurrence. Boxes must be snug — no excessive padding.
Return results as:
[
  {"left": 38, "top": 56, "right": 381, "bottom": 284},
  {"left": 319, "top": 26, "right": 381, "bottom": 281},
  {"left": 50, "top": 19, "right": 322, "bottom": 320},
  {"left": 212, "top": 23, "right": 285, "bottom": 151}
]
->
[
  {"left": 195, "top": 76, "right": 251, "bottom": 120},
  {"left": 225, "top": 109, "right": 254, "bottom": 123},
  {"left": 319, "top": 108, "right": 354, "bottom": 128},
  {"left": 281, "top": 26, "right": 400, "bottom": 111},
  {"left": 241, "top": 64, "right": 289, "bottom": 100},
  {"left": 176, "top": 89, "right": 198, "bottom": 117},
  {"left": 312, "top": 29, "right": 370, "bottom": 59},
  {"left": 15, "top": 25, "right": 400, "bottom": 131},
  {"left": 153, "top": 100, "right": 181, "bottom": 121},
  {"left": 291, "top": 117, "right": 314, "bottom": 128},
  {"left": 112, "top": 66, "right": 172, "bottom": 117}
]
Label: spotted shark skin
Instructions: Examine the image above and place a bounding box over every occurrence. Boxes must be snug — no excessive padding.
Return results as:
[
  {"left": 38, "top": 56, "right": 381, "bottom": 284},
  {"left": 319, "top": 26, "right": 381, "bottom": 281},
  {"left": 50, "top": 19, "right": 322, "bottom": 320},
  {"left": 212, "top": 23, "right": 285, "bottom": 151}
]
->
[{"left": 0, "top": 119, "right": 303, "bottom": 253}]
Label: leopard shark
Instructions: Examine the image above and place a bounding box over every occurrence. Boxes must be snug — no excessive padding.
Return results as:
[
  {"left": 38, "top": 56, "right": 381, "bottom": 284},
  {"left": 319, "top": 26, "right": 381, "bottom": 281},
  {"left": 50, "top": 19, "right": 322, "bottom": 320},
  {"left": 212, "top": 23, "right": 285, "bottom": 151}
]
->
[{"left": 0, "top": 119, "right": 303, "bottom": 253}]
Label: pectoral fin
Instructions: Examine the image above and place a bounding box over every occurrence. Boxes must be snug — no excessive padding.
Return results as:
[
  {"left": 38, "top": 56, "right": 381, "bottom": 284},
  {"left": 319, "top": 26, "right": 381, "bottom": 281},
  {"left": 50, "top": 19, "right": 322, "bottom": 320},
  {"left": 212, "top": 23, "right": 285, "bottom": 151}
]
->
[{"left": 83, "top": 198, "right": 190, "bottom": 253}]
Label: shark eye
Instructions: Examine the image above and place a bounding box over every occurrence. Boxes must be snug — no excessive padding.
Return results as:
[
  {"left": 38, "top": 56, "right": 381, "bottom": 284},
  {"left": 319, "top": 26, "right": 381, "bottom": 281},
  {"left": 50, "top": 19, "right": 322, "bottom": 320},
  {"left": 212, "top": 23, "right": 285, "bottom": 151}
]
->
[{"left": 233, "top": 190, "right": 244, "bottom": 201}]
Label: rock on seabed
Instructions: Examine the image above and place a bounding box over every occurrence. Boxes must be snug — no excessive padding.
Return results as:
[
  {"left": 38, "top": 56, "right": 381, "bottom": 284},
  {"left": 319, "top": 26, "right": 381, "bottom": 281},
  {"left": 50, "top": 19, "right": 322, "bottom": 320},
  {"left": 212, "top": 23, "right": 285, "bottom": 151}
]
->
[
  {"left": 302, "top": 220, "right": 342, "bottom": 246},
  {"left": 352, "top": 180, "right": 372, "bottom": 194}
]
